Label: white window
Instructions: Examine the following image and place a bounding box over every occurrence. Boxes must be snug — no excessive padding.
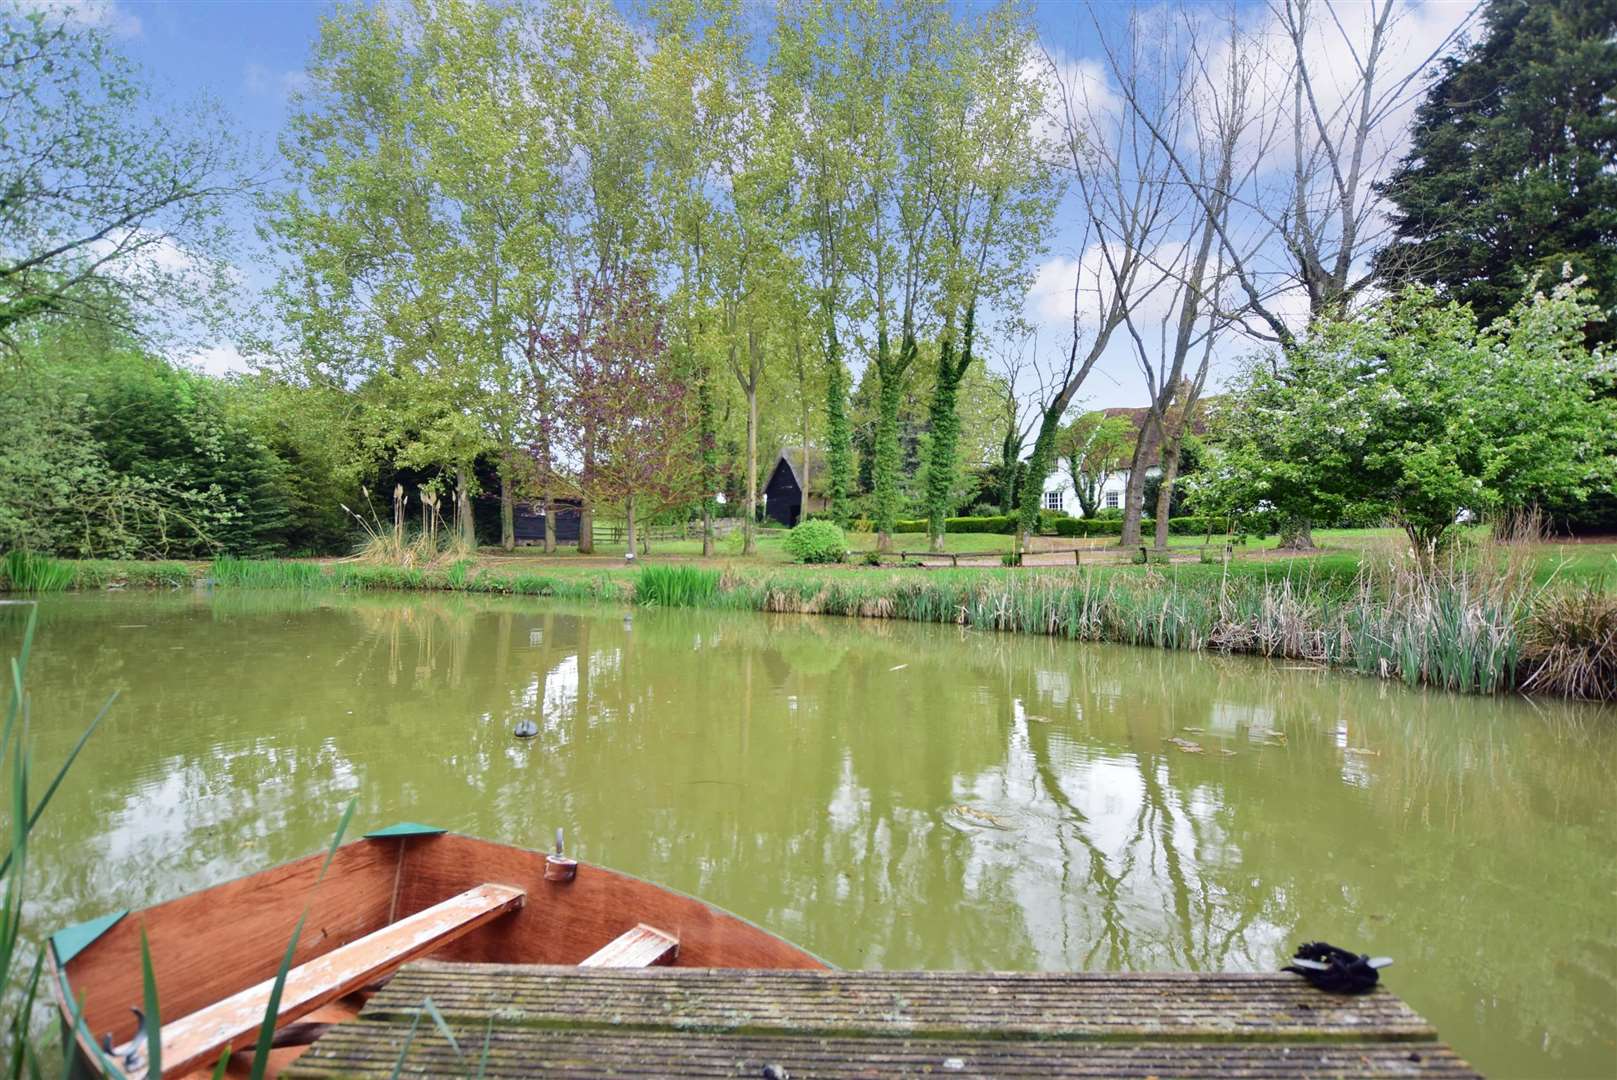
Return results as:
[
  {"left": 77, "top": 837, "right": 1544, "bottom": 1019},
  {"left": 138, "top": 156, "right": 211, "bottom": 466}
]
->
[
  {"left": 1043, "top": 490, "right": 1063, "bottom": 511},
  {"left": 1105, "top": 491, "right": 1120, "bottom": 510}
]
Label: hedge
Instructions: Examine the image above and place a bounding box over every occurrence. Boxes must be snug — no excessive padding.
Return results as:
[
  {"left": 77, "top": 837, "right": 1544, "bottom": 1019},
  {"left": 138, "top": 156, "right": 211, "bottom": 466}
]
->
[
  {"left": 875, "top": 513, "right": 1270, "bottom": 538},
  {"left": 892, "top": 515, "right": 1019, "bottom": 535}
]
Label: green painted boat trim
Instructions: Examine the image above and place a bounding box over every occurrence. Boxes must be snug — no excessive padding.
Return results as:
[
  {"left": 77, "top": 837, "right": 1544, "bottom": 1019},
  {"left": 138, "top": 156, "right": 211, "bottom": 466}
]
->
[
  {"left": 363, "top": 822, "right": 446, "bottom": 839},
  {"left": 50, "top": 910, "right": 127, "bottom": 966}
]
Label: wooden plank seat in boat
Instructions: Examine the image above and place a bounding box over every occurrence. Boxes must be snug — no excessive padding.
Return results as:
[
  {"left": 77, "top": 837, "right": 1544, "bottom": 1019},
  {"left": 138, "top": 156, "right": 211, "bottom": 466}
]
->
[
  {"left": 288, "top": 964, "right": 1482, "bottom": 1079},
  {"left": 578, "top": 923, "right": 678, "bottom": 968},
  {"left": 118, "top": 884, "right": 524, "bottom": 1080}
]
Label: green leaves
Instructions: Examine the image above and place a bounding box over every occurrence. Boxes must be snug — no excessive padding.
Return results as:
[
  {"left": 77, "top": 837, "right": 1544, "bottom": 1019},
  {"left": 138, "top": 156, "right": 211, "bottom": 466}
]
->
[
  {"left": 1220, "top": 281, "right": 1616, "bottom": 550},
  {"left": 0, "top": 0, "right": 246, "bottom": 349}
]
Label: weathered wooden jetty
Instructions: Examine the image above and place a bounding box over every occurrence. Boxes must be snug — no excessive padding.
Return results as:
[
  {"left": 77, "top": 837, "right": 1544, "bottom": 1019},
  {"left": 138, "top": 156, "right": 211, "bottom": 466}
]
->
[{"left": 288, "top": 963, "right": 1480, "bottom": 1078}]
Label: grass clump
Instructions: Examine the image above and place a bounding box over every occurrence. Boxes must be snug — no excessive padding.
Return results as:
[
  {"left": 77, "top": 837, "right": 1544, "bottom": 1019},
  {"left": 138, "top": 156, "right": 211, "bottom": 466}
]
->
[
  {"left": 636, "top": 565, "right": 720, "bottom": 607},
  {"left": 1521, "top": 587, "right": 1617, "bottom": 701},
  {"left": 784, "top": 520, "right": 846, "bottom": 564},
  {"left": 211, "top": 557, "right": 330, "bottom": 590},
  {"left": 0, "top": 550, "right": 76, "bottom": 592}
]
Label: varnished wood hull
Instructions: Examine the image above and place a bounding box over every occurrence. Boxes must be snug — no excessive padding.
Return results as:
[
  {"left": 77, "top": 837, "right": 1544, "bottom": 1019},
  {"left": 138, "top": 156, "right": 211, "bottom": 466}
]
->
[{"left": 49, "top": 831, "right": 826, "bottom": 1078}]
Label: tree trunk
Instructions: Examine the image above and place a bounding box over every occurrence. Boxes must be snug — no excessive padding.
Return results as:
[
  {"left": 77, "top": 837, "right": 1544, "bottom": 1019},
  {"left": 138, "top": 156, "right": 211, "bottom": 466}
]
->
[
  {"left": 499, "top": 469, "right": 514, "bottom": 551},
  {"left": 1118, "top": 419, "right": 1160, "bottom": 548},
  {"left": 578, "top": 500, "right": 594, "bottom": 554},
  {"left": 744, "top": 382, "right": 758, "bottom": 555},
  {"left": 456, "top": 465, "right": 476, "bottom": 549},
  {"left": 1277, "top": 517, "right": 1315, "bottom": 550},
  {"left": 1152, "top": 436, "right": 1184, "bottom": 551},
  {"left": 697, "top": 373, "right": 717, "bottom": 557},
  {"left": 625, "top": 493, "right": 636, "bottom": 558},
  {"left": 543, "top": 494, "right": 556, "bottom": 553},
  {"left": 823, "top": 328, "right": 852, "bottom": 526}
]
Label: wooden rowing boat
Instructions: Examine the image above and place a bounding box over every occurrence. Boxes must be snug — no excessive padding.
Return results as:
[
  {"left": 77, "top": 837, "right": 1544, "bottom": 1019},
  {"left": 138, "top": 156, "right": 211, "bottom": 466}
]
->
[{"left": 48, "top": 825, "right": 826, "bottom": 1080}]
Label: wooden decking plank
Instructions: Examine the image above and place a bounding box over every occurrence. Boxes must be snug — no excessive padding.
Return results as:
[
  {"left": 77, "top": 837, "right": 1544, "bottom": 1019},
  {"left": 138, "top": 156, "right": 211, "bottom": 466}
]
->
[
  {"left": 129, "top": 885, "right": 524, "bottom": 1080},
  {"left": 577, "top": 924, "right": 678, "bottom": 968},
  {"left": 289, "top": 1024, "right": 1480, "bottom": 1078},
  {"left": 360, "top": 963, "right": 1435, "bottom": 1042}
]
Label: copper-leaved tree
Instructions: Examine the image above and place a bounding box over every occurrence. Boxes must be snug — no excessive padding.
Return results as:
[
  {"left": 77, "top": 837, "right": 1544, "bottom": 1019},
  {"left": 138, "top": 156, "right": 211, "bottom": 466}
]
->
[{"left": 534, "top": 272, "right": 700, "bottom": 555}]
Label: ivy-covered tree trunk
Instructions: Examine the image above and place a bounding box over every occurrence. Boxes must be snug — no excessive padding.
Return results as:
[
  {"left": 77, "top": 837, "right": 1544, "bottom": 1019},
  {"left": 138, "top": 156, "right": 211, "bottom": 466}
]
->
[
  {"left": 999, "top": 440, "right": 1022, "bottom": 517},
  {"left": 872, "top": 323, "right": 916, "bottom": 553},
  {"left": 923, "top": 308, "right": 974, "bottom": 553},
  {"left": 1016, "top": 411, "right": 1059, "bottom": 551},
  {"left": 824, "top": 327, "right": 853, "bottom": 527}
]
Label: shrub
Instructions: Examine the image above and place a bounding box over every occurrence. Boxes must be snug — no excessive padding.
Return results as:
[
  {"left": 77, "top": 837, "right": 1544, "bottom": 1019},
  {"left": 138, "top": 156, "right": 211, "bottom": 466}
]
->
[
  {"left": 1037, "top": 509, "right": 1069, "bottom": 534},
  {"left": 784, "top": 520, "right": 846, "bottom": 563},
  {"left": 1053, "top": 518, "right": 1083, "bottom": 537}
]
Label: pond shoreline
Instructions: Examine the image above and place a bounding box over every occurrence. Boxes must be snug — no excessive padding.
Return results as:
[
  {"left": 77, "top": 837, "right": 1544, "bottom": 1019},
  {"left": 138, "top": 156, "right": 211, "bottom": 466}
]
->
[{"left": 4, "top": 555, "right": 1612, "bottom": 703}]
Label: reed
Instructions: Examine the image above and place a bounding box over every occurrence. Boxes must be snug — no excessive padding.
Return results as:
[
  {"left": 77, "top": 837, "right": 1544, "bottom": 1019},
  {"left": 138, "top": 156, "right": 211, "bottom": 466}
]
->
[
  {"left": 635, "top": 565, "right": 721, "bottom": 607},
  {"left": 211, "top": 557, "right": 332, "bottom": 590},
  {"left": 0, "top": 550, "right": 76, "bottom": 592}
]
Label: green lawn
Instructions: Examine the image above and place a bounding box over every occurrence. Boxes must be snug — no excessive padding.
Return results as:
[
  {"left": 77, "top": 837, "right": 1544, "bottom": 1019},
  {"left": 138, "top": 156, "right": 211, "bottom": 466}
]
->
[{"left": 474, "top": 526, "right": 1615, "bottom": 590}]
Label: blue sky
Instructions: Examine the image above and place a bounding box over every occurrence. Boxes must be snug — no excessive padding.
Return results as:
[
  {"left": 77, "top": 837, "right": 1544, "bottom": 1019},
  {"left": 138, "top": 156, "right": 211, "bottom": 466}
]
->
[{"left": 51, "top": 0, "right": 1472, "bottom": 411}]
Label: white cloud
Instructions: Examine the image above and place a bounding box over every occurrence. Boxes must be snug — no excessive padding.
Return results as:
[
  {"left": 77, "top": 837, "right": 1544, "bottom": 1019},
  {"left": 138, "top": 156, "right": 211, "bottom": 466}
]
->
[
  {"left": 17, "top": 0, "right": 140, "bottom": 36},
  {"left": 87, "top": 228, "right": 208, "bottom": 285},
  {"left": 245, "top": 63, "right": 311, "bottom": 102},
  {"left": 1028, "top": 46, "right": 1119, "bottom": 152},
  {"left": 182, "top": 343, "right": 252, "bottom": 377}
]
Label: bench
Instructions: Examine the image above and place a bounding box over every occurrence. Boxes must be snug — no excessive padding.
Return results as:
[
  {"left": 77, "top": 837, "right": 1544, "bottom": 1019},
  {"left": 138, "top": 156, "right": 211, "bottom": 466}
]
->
[
  {"left": 579, "top": 923, "right": 679, "bottom": 968},
  {"left": 120, "top": 883, "right": 525, "bottom": 1080}
]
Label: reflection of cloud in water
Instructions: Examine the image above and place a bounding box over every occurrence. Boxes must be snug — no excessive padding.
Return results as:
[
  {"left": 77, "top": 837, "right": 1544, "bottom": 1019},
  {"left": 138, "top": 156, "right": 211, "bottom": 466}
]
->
[
  {"left": 1033, "top": 669, "right": 1071, "bottom": 709},
  {"left": 1209, "top": 702, "right": 1275, "bottom": 735},
  {"left": 946, "top": 710, "right": 1285, "bottom": 973}
]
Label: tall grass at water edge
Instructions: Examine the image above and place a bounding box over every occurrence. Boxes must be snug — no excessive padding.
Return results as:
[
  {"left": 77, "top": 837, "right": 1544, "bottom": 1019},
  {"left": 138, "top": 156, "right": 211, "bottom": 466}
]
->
[
  {"left": 9, "top": 540, "right": 1610, "bottom": 699},
  {"left": 2, "top": 552, "right": 193, "bottom": 592},
  {"left": 634, "top": 565, "right": 720, "bottom": 607},
  {"left": 0, "top": 553, "right": 74, "bottom": 593},
  {"left": 710, "top": 546, "right": 1610, "bottom": 699}
]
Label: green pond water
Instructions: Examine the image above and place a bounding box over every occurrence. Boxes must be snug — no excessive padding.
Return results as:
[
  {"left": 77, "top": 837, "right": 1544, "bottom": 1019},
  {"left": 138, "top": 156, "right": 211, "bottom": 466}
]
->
[{"left": 4, "top": 590, "right": 1614, "bottom": 1077}]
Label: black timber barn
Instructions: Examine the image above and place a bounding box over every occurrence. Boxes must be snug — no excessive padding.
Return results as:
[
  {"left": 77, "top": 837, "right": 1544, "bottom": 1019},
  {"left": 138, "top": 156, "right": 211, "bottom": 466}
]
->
[
  {"left": 512, "top": 499, "right": 583, "bottom": 544},
  {"left": 763, "top": 448, "right": 829, "bottom": 527}
]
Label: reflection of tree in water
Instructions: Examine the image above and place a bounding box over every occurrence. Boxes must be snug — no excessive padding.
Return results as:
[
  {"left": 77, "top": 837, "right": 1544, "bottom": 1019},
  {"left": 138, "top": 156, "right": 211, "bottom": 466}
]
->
[{"left": 12, "top": 592, "right": 1615, "bottom": 1076}]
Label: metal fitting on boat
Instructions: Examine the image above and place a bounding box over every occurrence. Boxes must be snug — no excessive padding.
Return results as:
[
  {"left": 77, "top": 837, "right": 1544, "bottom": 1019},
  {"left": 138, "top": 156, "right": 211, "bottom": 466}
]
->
[{"left": 545, "top": 826, "right": 577, "bottom": 882}]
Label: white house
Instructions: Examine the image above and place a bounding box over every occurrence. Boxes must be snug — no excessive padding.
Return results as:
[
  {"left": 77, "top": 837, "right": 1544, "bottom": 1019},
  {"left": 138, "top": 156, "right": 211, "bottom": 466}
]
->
[
  {"left": 1039, "top": 406, "right": 1165, "bottom": 517},
  {"left": 1041, "top": 467, "right": 1138, "bottom": 517}
]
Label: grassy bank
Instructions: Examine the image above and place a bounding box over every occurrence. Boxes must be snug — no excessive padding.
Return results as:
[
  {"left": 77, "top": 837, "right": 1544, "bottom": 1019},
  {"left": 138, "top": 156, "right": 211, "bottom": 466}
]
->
[{"left": 3, "top": 546, "right": 1612, "bottom": 701}]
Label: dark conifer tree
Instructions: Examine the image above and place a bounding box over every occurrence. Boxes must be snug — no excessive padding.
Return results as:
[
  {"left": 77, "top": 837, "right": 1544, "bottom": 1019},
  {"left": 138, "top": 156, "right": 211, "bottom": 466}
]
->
[{"left": 1375, "top": 0, "right": 1617, "bottom": 341}]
